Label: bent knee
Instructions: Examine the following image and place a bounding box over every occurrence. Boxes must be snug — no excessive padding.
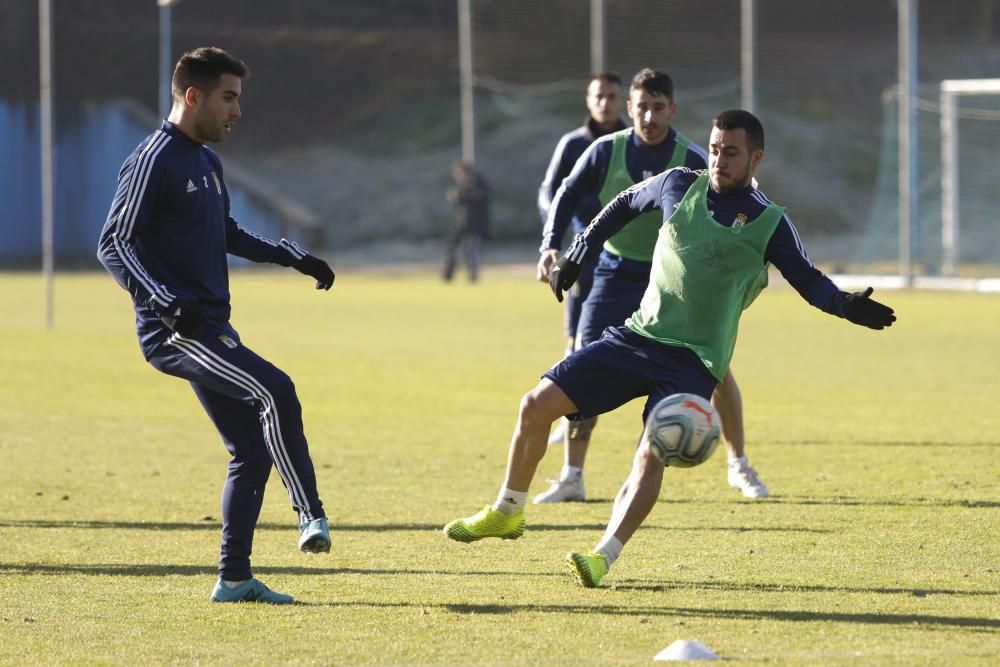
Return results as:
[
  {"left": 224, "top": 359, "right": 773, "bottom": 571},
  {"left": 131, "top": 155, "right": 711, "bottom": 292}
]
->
[
  {"left": 635, "top": 443, "right": 666, "bottom": 474},
  {"left": 262, "top": 370, "right": 298, "bottom": 403},
  {"left": 518, "top": 390, "right": 543, "bottom": 420},
  {"left": 518, "top": 388, "right": 559, "bottom": 426}
]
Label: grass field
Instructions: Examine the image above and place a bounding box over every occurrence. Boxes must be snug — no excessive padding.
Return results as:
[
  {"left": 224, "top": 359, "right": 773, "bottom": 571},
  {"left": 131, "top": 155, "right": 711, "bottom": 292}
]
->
[{"left": 1, "top": 268, "right": 998, "bottom": 665}]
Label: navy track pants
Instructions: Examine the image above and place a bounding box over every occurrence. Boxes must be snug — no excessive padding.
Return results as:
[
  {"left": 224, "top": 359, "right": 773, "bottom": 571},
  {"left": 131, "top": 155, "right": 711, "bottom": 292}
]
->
[{"left": 142, "top": 320, "right": 325, "bottom": 581}]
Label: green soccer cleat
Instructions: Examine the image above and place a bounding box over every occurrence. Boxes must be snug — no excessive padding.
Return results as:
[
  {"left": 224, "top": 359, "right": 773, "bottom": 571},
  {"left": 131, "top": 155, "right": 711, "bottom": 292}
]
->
[
  {"left": 566, "top": 551, "right": 608, "bottom": 588},
  {"left": 210, "top": 577, "right": 294, "bottom": 604},
  {"left": 444, "top": 505, "right": 525, "bottom": 543}
]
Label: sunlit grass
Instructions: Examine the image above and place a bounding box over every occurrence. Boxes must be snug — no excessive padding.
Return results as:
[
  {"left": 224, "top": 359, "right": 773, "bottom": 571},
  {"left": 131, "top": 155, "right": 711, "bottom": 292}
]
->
[{"left": 0, "top": 269, "right": 997, "bottom": 665}]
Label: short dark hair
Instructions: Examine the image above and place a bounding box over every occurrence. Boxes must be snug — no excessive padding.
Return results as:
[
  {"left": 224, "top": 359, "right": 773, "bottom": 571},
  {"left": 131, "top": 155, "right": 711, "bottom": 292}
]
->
[
  {"left": 590, "top": 71, "right": 622, "bottom": 88},
  {"left": 713, "top": 109, "right": 765, "bottom": 151},
  {"left": 630, "top": 68, "right": 673, "bottom": 100},
  {"left": 171, "top": 47, "right": 248, "bottom": 101}
]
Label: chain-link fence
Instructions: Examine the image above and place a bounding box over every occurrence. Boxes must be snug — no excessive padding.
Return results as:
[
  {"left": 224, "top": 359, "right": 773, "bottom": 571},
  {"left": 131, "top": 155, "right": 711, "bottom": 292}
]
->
[
  {"left": 2, "top": 0, "right": 461, "bottom": 265},
  {"left": 469, "top": 0, "right": 1000, "bottom": 278},
  {"left": 3, "top": 0, "right": 999, "bottom": 276}
]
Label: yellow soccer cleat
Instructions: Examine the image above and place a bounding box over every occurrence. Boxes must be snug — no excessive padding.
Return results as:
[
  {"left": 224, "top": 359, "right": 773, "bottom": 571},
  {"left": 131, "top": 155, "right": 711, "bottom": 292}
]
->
[
  {"left": 444, "top": 505, "right": 525, "bottom": 542},
  {"left": 566, "top": 551, "right": 608, "bottom": 588}
]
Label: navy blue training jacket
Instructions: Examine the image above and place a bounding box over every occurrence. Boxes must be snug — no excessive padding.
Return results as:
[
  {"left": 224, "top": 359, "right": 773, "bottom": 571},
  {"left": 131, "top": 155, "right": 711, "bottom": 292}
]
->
[{"left": 97, "top": 121, "right": 307, "bottom": 325}]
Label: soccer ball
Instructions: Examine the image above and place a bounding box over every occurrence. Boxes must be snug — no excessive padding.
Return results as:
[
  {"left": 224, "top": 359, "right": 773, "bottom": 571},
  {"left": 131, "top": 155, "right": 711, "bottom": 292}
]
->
[{"left": 643, "top": 393, "right": 721, "bottom": 468}]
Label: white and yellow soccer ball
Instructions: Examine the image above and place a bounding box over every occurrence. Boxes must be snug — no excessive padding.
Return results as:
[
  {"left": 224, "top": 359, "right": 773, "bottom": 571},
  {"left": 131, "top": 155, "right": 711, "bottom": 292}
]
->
[{"left": 643, "top": 393, "right": 721, "bottom": 468}]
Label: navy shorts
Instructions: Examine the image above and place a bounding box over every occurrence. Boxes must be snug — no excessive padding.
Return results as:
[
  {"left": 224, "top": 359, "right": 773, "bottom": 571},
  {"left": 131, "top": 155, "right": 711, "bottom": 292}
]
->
[
  {"left": 576, "top": 251, "right": 652, "bottom": 348},
  {"left": 543, "top": 325, "right": 717, "bottom": 424}
]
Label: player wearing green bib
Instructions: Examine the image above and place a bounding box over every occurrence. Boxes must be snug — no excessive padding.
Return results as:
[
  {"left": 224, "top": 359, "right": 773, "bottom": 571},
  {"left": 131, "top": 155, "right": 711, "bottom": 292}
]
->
[
  {"left": 537, "top": 72, "right": 627, "bottom": 449},
  {"left": 444, "top": 110, "right": 895, "bottom": 588},
  {"left": 536, "top": 69, "right": 766, "bottom": 504}
]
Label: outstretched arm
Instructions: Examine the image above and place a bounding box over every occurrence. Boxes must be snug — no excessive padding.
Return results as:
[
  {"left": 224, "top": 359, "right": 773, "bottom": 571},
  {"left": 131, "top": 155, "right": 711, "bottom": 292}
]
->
[
  {"left": 225, "top": 218, "right": 335, "bottom": 290},
  {"left": 219, "top": 174, "right": 335, "bottom": 291},
  {"left": 767, "top": 217, "right": 895, "bottom": 329}
]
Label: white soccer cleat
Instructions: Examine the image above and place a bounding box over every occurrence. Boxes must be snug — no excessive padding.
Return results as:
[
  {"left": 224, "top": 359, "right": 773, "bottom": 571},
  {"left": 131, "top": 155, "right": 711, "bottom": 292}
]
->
[
  {"left": 532, "top": 476, "right": 585, "bottom": 504},
  {"left": 728, "top": 461, "right": 769, "bottom": 498},
  {"left": 547, "top": 419, "right": 567, "bottom": 445}
]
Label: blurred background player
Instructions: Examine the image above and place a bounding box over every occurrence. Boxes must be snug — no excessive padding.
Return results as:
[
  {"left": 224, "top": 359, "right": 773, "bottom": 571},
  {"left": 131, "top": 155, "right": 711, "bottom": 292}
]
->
[
  {"left": 537, "top": 72, "right": 626, "bottom": 444},
  {"left": 445, "top": 109, "right": 896, "bottom": 588},
  {"left": 535, "top": 68, "right": 770, "bottom": 503},
  {"left": 97, "top": 47, "right": 335, "bottom": 604},
  {"left": 443, "top": 161, "right": 490, "bottom": 282}
]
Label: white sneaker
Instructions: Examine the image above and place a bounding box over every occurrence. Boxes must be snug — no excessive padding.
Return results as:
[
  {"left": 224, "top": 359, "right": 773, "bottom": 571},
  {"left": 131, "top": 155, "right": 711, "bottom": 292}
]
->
[
  {"left": 728, "top": 462, "right": 769, "bottom": 498},
  {"left": 532, "top": 476, "right": 585, "bottom": 504},
  {"left": 547, "top": 419, "right": 567, "bottom": 445}
]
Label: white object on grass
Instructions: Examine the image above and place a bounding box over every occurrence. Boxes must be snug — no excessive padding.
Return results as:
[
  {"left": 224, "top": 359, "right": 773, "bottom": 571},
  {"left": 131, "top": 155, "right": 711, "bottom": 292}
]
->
[{"left": 653, "top": 639, "right": 720, "bottom": 661}]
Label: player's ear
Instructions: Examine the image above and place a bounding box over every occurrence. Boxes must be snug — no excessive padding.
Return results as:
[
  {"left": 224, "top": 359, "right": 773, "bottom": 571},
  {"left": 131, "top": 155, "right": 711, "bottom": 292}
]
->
[
  {"left": 665, "top": 100, "right": 677, "bottom": 122},
  {"left": 184, "top": 86, "right": 201, "bottom": 108},
  {"left": 750, "top": 148, "right": 764, "bottom": 171}
]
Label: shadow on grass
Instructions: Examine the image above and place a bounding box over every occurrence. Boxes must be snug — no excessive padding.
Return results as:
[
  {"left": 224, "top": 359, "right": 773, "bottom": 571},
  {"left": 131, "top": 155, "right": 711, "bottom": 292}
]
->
[
  {"left": 764, "top": 439, "right": 1000, "bottom": 448},
  {"left": 283, "top": 599, "right": 1000, "bottom": 631},
  {"left": 5, "top": 564, "right": 996, "bottom": 630},
  {"left": 433, "top": 601, "right": 1000, "bottom": 630},
  {"left": 7, "top": 562, "right": 992, "bottom": 601},
  {"left": 645, "top": 496, "right": 1000, "bottom": 509},
  {"left": 615, "top": 579, "right": 998, "bottom": 598},
  {"left": 585, "top": 496, "right": 1000, "bottom": 509},
  {"left": 8, "top": 561, "right": 985, "bottom": 601},
  {"left": 653, "top": 525, "right": 833, "bottom": 533},
  {"left": 531, "top": 523, "right": 833, "bottom": 533},
  {"left": 0, "top": 519, "right": 445, "bottom": 532},
  {"left": 0, "top": 563, "right": 220, "bottom": 576},
  {"left": 0, "top": 519, "right": 833, "bottom": 534},
  {"left": 0, "top": 563, "right": 563, "bottom": 578},
  {"left": 0, "top": 519, "right": 603, "bottom": 532},
  {"left": 760, "top": 497, "right": 1000, "bottom": 509}
]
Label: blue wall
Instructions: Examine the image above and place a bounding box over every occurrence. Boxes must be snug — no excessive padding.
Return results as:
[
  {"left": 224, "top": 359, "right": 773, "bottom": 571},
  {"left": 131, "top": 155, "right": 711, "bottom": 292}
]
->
[{"left": 1, "top": 101, "right": 284, "bottom": 267}]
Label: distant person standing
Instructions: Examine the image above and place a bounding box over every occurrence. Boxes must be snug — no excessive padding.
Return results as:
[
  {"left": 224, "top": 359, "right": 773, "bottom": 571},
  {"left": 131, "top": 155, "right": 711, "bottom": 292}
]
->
[
  {"left": 443, "top": 161, "right": 490, "bottom": 282},
  {"left": 97, "top": 47, "right": 334, "bottom": 604},
  {"left": 538, "top": 72, "right": 626, "bottom": 445}
]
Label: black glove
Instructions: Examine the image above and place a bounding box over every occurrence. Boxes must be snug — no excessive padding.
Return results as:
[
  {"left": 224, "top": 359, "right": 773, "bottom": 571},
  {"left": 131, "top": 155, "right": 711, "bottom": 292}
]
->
[
  {"left": 295, "top": 254, "right": 335, "bottom": 291},
  {"left": 843, "top": 287, "right": 896, "bottom": 330},
  {"left": 549, "top": 256, "right": 582, "bottom": 303},
  {"left": 160, "top": 299, "right": 205, "bottom": 337}
]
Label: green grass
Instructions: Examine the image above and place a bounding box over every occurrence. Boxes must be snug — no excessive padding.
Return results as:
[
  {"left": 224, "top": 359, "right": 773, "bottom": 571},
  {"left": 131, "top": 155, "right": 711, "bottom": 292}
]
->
[{"left": 1, "top": 269, "right": 998, "bottom": 665}]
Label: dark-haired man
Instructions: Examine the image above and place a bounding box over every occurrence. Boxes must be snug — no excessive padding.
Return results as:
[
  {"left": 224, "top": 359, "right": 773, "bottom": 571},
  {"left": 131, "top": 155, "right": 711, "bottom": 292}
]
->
[
  {"left": 97, "top": 47, "right": 335, "bottom": 604},
  {"left": 537, "top": 72, "right": 626, "bottom": 447},
  {"left": 534, "top": 69, "right": 767, "bottom": 504},
  {"left": 445, "top": 109, "right": 895, "bottom": 588},
  {"left": 538, "top": 73, "right": 626, "bottom": 360}
]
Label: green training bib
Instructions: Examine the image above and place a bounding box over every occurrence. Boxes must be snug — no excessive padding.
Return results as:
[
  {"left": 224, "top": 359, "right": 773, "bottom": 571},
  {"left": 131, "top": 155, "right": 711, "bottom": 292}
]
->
[
  {"left": 626, "top": 171, "right": 785, "bottom": 381},
  {"left": 597, "top": 129, "right": 691, "bottom": 261}
]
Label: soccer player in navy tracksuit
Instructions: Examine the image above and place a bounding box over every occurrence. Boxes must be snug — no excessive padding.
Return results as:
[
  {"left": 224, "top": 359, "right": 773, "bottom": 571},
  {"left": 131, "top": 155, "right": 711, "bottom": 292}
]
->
[
  {"left": 534, "top": 69, "right": 769, "bottom": 504},
  {"left": 445, "top": 110, "right": 895, "bottom": 588},
  {"left": 537, "top": 72, "right": 627, "bottom": 364},
  {"left": 97, "top": 47, "right": 334, "bottom": 604}
]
